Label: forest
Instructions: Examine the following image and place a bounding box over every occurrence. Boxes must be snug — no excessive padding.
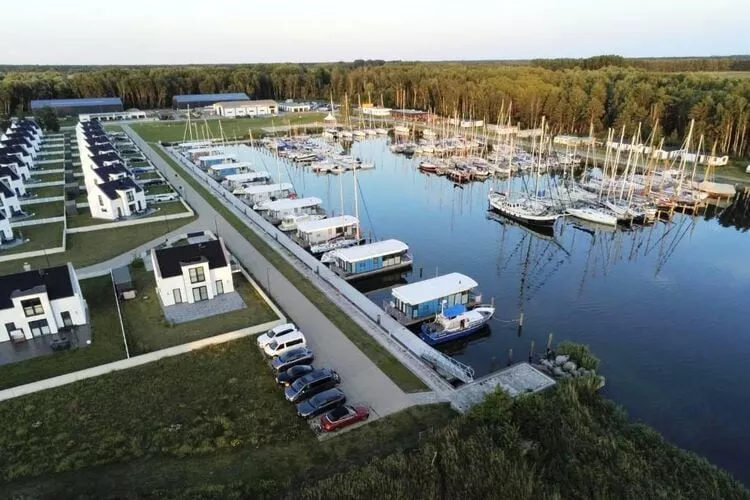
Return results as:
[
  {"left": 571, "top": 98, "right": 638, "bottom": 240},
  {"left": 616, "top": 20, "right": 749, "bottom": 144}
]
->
[{"left": 1, "top": 56, "right": 749, "bottom": 156}]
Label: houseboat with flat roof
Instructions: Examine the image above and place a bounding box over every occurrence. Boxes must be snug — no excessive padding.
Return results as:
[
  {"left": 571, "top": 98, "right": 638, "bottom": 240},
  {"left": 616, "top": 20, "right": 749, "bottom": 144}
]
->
[
  {"left": 223, "top": 171, "right": 271, "bottom": 189},
  {"left": 235, "top": 183, "right": 293, "bottom": 207},
  {"left": 294, "top": 215, "right": 360, "bottom": 250},
  {"left": 186, "top": 146, "right": 221, "bottom": 161},
  {"left": 208, "top": 161, "right": 252, "bottom": 179},
  {"left": 262, "top": 197, "right": 324, "bottom": 225},
  {"left": 197, "top": 154, "right": 236, "bottom": 169},
  {"left": 324, "top": 239, "right": 412, "bottom": 281},
  {"left": 386, "top": 272, "right": 482, "bottom": 326}
]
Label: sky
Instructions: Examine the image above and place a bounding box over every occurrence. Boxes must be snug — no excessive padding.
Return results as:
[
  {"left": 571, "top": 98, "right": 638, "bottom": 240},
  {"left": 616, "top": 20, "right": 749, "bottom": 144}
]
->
[{"left": 2, "top": 0, "right": 748, "bottom": 65}]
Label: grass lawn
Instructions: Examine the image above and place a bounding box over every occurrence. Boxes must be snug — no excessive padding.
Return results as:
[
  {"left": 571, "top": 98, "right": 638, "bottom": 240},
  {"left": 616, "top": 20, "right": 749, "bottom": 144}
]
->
[
  {"left": 136, "top": 171, "right": 162, "bottom": 181},
  {"left": 74, "top": 191, "right": 88, "bottom": 203},
  {"left": 0, "top": 336, "right": 455, "bottom": 496},
  {"left": 40, "top": 152, "right": 65, "bottom": 160},
  {"left": 35, "top": 161, "right": 65, "bottom": 171},
  {"left": 25, "top": 185, "right": 63, "bottom": 198},
  {"left": 121, "top": 264, "right": 277, "bottom": 354},
  {"left": 104, "top": 124, "right": 124, "bottom": 132},
  {"left": 145, "top": 184, "right": 174, "bottom": 195},
  {"left": 0, "top": 276, "right": 127, "bottom": 391},
  {"left": 0, "top": 223, "right": 64, "bottom": 258},
  {"left": 130, "top": 112, "right": 326, "bottom": 142},
  {"left": 150, "top": 145, "right": 427, "bottom": 392},
  {"left": 0, "top": 217, "right": 197, "bottom": 275},
  {"left": 26, "top": 201, "right": 64, "bottom": 220},
  {"left": 66, "top": 201, "right": 188, "bottom": 228},
  {"left": 30, "top": 171, "right": 64, "bottom": 182}
]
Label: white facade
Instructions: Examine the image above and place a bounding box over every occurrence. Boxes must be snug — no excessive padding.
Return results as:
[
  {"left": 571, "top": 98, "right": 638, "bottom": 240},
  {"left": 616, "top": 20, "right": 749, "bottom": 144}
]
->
[
  {"left": 88, "top": 181, "right": 147, "bottom": 220},
  {"left": 213, "top": 100, "right": 278, "bottom": 117},
  {"left": 279, "top": 102, "right": 311, "bottom": 113},
  {"left": 1, "top": 159, "right": 31, "bottom": 182},
  {"left": 78, "top": 110, "right": 147, "bottom": 122},
  {"left": 0, "top": 264, "right": 87, "bottom": 343},
  {"left": 151, "top": 239, "right": 235, "bottom": 307},
  {"left": 0, "top": 215, "right": 12, "bottom": 241},
  {"left": 360, "top": 106, "right": 392, "bottom": 117},
  {"left": 0, "top": 168, "right": 27, "bottom": 197},
  {"left": 0, "top": 185, "right": 21, "bottom": 218},
  {"left": 296, "top": 215, "right": 360, "bottom": 245}
]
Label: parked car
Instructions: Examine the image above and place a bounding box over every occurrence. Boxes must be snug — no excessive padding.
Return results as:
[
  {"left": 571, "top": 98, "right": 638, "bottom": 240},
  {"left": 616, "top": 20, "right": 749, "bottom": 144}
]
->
[
  {"left": 275, "top": 364, "right": 315, "bottom": 386},
  {"left": 320, "top": 404, "right": 370, "bottom": 432},
  {"left": 271, "top": 347, "right": 314, "bottom": 373},
  {"left": 263, "top": 330, "right": 307, "bottom": 358},
  {"left": 284, "top": 368, "right": 341, "bottom": 403},
  {"left": 295, "top": 388, "right": 346, "bottom": 418},
  {"left": 257, "top": 323, "right": 298, "bottom": 349}
]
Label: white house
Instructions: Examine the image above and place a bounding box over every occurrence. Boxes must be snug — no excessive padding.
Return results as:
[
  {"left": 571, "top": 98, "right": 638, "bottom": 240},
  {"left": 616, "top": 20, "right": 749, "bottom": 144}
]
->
[
  {"left": 0, "top": 263, "right": 87, "bottom": 343},
  {"left": 0, "top": 180, "right": 22, "bottom": 219},
  {"left": 0, "top": 166, "right": 26, "bottom": 197},
  {"left": 212, "top": 100, "right": 278, "bottom": 117},
  {"left": 0, "top": 155, "right": 31, "bottom": 181},
  {"left": 87, "top": 178, "right": 147, "bottom": 220},
  {"left": 151, "top": 238, "right": 235, "bottom": 307},
  {"left": 279, "top": 101, "right": 312, "bottom": 113},
  {"left": 0, "top": 212, "right": 12, "bottom": 242}
]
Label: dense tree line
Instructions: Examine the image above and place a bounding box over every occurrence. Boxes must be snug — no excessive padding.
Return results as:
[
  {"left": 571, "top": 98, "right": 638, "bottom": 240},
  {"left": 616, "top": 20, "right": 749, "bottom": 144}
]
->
[{"left": 2, "top": 58, "right": 749, "bottom": 155}]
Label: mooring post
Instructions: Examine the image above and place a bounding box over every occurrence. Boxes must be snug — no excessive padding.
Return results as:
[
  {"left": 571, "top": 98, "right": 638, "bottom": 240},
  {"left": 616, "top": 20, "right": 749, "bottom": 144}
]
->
[
  {"left": 529, "top": 339, "right": 535, "bottom": 363},
  {"left": 507, "top": 348, "right": 514, "bottom": 366}
]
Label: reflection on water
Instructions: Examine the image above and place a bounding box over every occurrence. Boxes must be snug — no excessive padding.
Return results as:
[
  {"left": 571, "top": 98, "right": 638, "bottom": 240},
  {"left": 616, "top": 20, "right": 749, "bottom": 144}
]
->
[{"left": 230, "top": 139, "right": 750, "bottom": 483}]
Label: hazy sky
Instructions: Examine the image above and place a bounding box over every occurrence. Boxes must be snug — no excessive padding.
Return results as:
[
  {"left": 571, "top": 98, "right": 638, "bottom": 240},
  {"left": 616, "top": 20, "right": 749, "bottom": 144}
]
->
[{"left": 2, "top": 0, "right": 747, "bottom": 64}]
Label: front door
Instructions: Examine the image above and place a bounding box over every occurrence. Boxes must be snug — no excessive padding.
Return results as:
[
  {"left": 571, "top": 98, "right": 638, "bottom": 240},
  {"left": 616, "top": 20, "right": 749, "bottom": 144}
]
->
[{"left": 60, "top": 311, "right": 73, "bottom": 327}]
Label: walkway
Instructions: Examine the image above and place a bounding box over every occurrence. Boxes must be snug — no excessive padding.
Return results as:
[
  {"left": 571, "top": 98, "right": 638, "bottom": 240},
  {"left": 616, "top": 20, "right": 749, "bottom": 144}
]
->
[{"left": 124, "top": 126, "right": 417, "bottom": 418}]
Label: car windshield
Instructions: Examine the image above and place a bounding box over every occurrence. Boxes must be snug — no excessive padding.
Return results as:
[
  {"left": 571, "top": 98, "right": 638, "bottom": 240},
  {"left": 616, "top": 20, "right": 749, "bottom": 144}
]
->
[
  {"left": 328, "top": 406, "right": 349, "bottom": 421},
  {"left": 268, "top": 340, "right": 279, "bottom": 351}
]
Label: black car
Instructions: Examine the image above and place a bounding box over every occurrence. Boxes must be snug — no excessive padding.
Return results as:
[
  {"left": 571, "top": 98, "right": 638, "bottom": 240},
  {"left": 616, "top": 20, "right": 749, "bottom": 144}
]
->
[
  {"left": 275, "top": 364, "right": 315, "bottom": 386},
  {"left": 284, "top": 368, "right": 341, "bottom": 403},
  {"left": 295, "top": 388, "right": 346, "bottom": 418},
  {"left": 271, "top": 347, "right": 314, "bottom": 373}
]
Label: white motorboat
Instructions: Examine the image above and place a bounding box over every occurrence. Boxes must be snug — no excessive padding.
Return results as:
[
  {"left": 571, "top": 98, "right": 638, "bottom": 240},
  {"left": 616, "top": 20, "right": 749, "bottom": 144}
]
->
[
  {"left": 394, "top": 125, "right": 410, "bottom": 136},
  {"left": 375, "top": 128, "right": 388, "bottom": 135},
  {"left": 566, "top": 206, "right": 618, "bottom": 227},
  {"left": 279, "top": 213, "right": 326, "bottom": 232}
]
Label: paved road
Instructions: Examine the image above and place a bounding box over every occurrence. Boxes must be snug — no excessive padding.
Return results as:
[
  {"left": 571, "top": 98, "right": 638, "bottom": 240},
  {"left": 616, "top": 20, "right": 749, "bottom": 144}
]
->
[{"left": 124, "top": 126, "right": 419, "bottom": 418}]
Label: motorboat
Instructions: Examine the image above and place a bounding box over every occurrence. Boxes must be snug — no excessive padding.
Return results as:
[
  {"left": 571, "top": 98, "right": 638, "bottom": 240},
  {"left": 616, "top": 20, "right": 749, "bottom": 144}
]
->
[
  {"left": 419, "top": 161, "right": 440, "bottom": 173},
  {"left": 419, "top": 304, "right": 495, "bottom": 346}
]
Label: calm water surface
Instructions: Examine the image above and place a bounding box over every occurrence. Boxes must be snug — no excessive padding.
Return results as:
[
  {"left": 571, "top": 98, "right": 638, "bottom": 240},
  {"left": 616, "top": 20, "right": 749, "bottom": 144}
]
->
[{"left": 229, "top": 139, "right": 750, "bottom": 482}]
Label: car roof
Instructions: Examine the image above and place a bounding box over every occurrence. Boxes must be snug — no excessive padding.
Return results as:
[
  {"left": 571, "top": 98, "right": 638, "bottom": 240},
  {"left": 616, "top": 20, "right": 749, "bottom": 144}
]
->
[
  {"left": 297, "top": 368, "right": 332, "bottom": 384},
  {"left": 281, "top": 346, "right": 312, "bottom": 360},
  {"left": 273, "top": 330, "right": 305, "bottom": 343},
  {"left": 289, "top": 364, "right": 313, "bottom": 373},
  {"left": 271, "top": 323, "right": 296, "bottom": 334},
  {"left": 313, "top": 388, "right": 343, "bottom": 404}
]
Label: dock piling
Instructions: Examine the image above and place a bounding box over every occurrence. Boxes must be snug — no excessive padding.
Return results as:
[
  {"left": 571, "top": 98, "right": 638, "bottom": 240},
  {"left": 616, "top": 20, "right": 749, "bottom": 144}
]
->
[
  {"left": 508, "top": 348, "right": 514, "bottom": 366},
  {"left": 529, "top": 339, "right": 535, "bottom": 363}
]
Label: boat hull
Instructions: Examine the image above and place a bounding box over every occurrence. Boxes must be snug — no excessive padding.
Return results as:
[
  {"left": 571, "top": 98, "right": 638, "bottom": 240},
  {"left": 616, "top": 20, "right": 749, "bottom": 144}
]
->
[
  {"left": 419, "top": 318, "right": 491, "bottom": 346},
  {"left": 488, "top": 199, "right": 560, "bottom": 228}
]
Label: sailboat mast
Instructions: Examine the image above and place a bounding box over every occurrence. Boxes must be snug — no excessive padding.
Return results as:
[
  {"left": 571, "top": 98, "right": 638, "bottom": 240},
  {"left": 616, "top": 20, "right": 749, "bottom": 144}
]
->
[{"left": 353, "top": 167, "right": 360, "bottom": 241}]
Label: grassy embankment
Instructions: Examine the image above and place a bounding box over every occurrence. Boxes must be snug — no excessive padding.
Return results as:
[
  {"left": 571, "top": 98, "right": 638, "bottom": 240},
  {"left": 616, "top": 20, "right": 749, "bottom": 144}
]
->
[{"left": 140, "top": 137, "right": 427, "bottom": 393}]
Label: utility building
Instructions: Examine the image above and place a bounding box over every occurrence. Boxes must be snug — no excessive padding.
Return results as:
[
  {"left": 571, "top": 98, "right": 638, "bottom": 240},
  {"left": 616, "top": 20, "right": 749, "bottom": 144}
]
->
[
  {"left": 172, "top": 93, "right": 250, "bottom": 109},
  {"left": 212, "top": 100, "right": 278, "bottom": 117}
]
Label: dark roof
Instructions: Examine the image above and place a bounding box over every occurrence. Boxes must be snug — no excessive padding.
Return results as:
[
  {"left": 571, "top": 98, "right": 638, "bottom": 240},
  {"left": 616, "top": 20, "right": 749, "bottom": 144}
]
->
[
  {"left": 111, "top": 266, "right": 132, "bottom": 286},
  {"left": 31, "top": 97, "right": 123, "bottom": 109},
  {"left": 154, "top": 240, "right": 228, "bottom": 278},
  {"left": 0, "top": 145, "right": 27, "bottom": 156},
  {"left": 93, "top": 164, "right": 130, "bottom": 182},
  {"left": 95, "top": 177, "right": 142, "bottom": 200},
  {"left": 1, "top": 138, "right": 31, "bottom": 148},
  {"left": 0, "top": 166, "right": 20, "bottom": 182},
  {"left": 0, "top": 180, "right": 14, "bottom": 198},
  {"left": 90, "top": 153, "right": 123, "bottom": 168},
  {"left": 87, "top": 145, "right": 117, "bottom": 156},
  {"left": 172, "top": 93, "right": 249, "bottom": 104},
  {"left": 0, "top": 265, "right": 75, "bottom": 310},
  {"left": 0, "top": 154, "right": 20, "bottom": 166}
]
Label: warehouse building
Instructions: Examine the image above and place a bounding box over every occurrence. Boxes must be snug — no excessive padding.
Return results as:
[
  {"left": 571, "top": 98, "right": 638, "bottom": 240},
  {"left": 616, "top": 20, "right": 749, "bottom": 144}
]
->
[
  {"left": 279, "top": 101, "right": 312, "bottom": 113},
  {"left": 172, "top": 92, "right": 250, "bottom": 109},
  {"left": 30, "top": 97, "right": 124, "bottom": 116},
  {"left": 212, "top": 100, "right": 278, "bottom": 117}
]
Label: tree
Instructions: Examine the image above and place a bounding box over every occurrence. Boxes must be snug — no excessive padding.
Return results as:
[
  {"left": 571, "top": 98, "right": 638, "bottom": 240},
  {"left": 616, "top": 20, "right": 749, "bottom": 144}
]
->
[{"left": 34, "top": 106, "right": 59, "bottom": 132}]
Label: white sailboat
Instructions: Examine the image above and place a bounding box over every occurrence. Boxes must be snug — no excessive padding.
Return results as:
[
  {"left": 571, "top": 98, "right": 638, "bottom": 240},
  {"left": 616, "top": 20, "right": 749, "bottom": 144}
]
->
[{"left": 565, "top": 206, "right": 618, "bottom": 226}]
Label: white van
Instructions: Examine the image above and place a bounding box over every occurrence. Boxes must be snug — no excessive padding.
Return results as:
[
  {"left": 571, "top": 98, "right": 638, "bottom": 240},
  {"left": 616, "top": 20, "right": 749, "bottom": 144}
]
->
[
  {"left": 257, "top": 323, "right": 297, "bottom": 349},
  {"left": 263, "top": 330, "right": 307, "bottom": 358}
]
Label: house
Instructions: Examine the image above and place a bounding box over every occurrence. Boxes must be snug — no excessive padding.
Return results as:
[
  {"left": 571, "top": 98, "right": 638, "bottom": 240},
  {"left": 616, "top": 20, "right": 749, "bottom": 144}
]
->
[
  {"left": 0, "top": 145, "right": 33, "bottom": 169},
  {"left": 0, "top": 166, "right": 27, "bottom": 197},
  {"left": 0, "top": 180, "right": 22, "bottom": 219},
  {"left": 88, "top": 177, "right": 146, "bottom": 220},
  {"left": 0, "top": 263, "right": 87, "bottom": 343},
  {"left": 0, "top": 212, "right": 12, "bottom": 242},
  {"left": 151, "top": 238, "right": 235, "bottom": 306},
  {"left": 0, "top": 153, "right": 31, "bottom": 181}
]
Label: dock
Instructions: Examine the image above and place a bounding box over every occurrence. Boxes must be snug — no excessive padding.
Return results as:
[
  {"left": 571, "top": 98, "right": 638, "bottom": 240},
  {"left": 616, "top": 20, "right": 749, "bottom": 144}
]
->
[{"left": 452, "top": 362, "right": 556, "bottom": 412}]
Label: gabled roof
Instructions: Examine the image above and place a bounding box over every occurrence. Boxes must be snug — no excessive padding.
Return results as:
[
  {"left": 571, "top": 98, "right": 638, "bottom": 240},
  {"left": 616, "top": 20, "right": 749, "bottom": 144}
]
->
[
  {"left": 0, "top": 180, "right": 14, "bottom": 198},
  {"left": 90, "top": 152, "right": 123, "bottom": 168},
  {"left": 0, "top": 145, "right": 29, "bottom": 156},
  {"left": 153, "top": 239, "right": 228, "bottom": 278},
  {"left": 95, "top": 177, "right": 142, "bottom": 200},
  {"left": 0, "top": 265, "right": 75, "bottom": 310},
  {"left": 93, "top": 164, "right": 131, "bottom": 182}
]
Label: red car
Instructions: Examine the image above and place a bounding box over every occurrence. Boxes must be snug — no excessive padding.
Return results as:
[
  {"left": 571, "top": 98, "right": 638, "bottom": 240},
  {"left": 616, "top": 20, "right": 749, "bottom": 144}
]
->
[{"left": 319, "top": 404, "right": 370, "bottom": 432}]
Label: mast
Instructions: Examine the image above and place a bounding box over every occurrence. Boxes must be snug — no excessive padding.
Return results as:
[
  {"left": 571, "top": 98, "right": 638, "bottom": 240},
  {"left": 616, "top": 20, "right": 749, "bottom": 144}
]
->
[
  {"left": 534, "top": 116, "right": 546, "bottom": 200},
  {"left": 353, "top": 166, "right": 360, "bottom": 242}
]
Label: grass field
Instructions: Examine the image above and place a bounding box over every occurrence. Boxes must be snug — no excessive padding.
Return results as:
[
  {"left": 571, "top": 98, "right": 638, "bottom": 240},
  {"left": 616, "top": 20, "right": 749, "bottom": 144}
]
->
[
  {"left": 121, "top": 264, "right": 277, "bottom": 355},
  {"left": 149, "top": 145, "right": 427, "bottom": 393},
  {"left": 26, "top": 201, "right": 63, "bottom": 220},
  {"left": 34, "top": 161, "right": 65, "bottom": 171},
  {"left": 0, "top": 217, "right": 197, "bottom": 275},
  {"left": 0, "top": 222, "right": 64, "bottom": 258},
  {"left": 136, "top": 171, "right": 162, "bottom": 180},
  {"left": 145, "top": 183, "right": 174, "bottom": 195},
  {"left": 0, "top": 336, "right": 455, "bottom": 496},
  {"left": 25, "top": 185, "right": 63, "bottom": 198},
  {"left": 66, "top": 201, "right": 189, "bottom": 228},
  {"left": 0, "top": 276, "right": 127, "bottom": 390},
  {"left": 130, "top": 112, "right": 326, "bottom": 142}
]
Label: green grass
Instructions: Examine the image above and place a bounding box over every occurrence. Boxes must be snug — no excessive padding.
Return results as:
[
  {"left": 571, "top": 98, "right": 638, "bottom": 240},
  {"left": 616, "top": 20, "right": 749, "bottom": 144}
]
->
[
  {"left": 121, "top": 264, "right": 277, "bottom": 354},
  {"left": 25, "top": 185, "right": 63, "bottom": 199},
  {"left": 0, "top": 335, "right": 455, "bottom": 496},
  {"left": 66, "top": 201, "right": 189, "bottom": 228},
  {"left": 150, "top": 144, "right": 427, "bottom": 393},
  {"left": 0, "top": 276, "right": 127, "bottom": 390},
  {"left": 0, "top": 217, "right": 197, "bottom": 275},
  {"left": 104, "top": 124, "right": 124, "bottom": 132},
  {"left": 26, "top": 201, "right": 63, "bottom": 220},
  {"left": 30, "top": 171, "right": 64, "bottom": 182},
  {"left": 130, "top": 112, "right": 326, "bottom": 142},
  {"left": 136, "top": 171, "right": 162, "bottom": 180},
  {"left": 0, "top": 223, "right": 64, "bottom": 257},
  {"left": 34, "top": 161, "right": 65, "bottom": 171},
  {"left": 74, "top": 191, "right": 88, "bottom": 203},
  {"left": 145, "top": 183, "right": 174, "bottom": 195}
]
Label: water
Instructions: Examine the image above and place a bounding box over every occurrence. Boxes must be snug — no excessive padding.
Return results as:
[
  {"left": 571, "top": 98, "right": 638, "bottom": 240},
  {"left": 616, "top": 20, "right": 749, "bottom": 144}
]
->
[{"left": 229, "top": 139, "right": 750, "bottom": 483}]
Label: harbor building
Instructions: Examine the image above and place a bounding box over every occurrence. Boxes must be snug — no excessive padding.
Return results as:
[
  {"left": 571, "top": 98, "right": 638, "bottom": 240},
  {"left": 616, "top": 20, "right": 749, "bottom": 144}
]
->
[
  {"left": 279, "top": 101, "right": 311, "bottom": 113},
  {"left": 212, "top": 100, "right": 278, "bottom": 117},
  {"left": 31, "top": 97, "right": 123, "bottom": 116},
  {"left": 172, "top": 92, "right": 250, "bottom": 109}
]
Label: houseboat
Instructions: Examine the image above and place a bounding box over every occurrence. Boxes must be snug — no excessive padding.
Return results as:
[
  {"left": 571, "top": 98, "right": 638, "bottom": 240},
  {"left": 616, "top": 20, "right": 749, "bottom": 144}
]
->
[
  {"left": 324, "top": 239, "right": 412, "bottom": 281},
  {"left": 386, "top": 272, "right": 482, "bottom": 326},
  {"left": 262, "top": 197, "right": 324, "bottom": 225},
  {"left": 186, "top": 147, "right": 221, "bottom": 162},
  {"left": 222, "top": 171, "right": 272, "bottom": 189},
  {"left": 278, "top": 213, "right": 326, "bottom": 232},
  {"left": 235, "top": 183, "right": 293, "bottom": 208},
  {"left": 197, "top": 154, "right": 237, "bottom": 169},
  {"left": 208, "top": 161, "right": 252, "bottom": 179},
  {"left": 294, "top": 215, "right": 360, "bottom": 250}
]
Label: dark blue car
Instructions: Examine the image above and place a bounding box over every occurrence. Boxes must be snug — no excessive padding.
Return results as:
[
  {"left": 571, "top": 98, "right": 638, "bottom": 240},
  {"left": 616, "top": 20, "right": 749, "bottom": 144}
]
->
[
  {"left": 271, "top": 347, "right": 314, "bottom": 373},
  {"left": 295, "top": 388, "right": 346, "bottom": 418}
]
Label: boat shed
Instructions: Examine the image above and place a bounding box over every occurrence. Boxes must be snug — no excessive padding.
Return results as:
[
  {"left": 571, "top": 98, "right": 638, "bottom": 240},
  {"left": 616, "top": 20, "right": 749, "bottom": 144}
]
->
[
  {"left": 329, "top": 239, "right": 412, "bottom": 280},
  {"left": 31, "top": 97, "right": 123, "bottom": 116},
  {"left": 172, "top": 92, "right": 250, "bottom": 109},
  {"left": 389, "top": 273, "right": 480, "bottom": 325},
  {"left": 296, "top": 215, "right": 359, "bottom": 246}
]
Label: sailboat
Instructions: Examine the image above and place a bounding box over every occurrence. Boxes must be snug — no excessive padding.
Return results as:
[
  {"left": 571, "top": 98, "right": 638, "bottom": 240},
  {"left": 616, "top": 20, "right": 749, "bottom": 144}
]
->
[{"left": 565, "top": 205, "right": 618, "bottom": 226}]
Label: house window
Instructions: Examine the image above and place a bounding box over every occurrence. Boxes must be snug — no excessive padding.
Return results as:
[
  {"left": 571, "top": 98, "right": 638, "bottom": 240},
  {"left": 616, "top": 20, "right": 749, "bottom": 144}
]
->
[
  {"left": 28, "top": 319, "right": 51, "bottom": 337},
  {"left": 21, "top": 297, "right": 44, "bottom": 317},
  {"left": 5, "top": 322, "right": 17, "bottom": 336},
  {"left": 215, "top": 280, "right": 224, "bottom": 295},
  {"left": 60, "top": 311, "right": 73, "bottom": 327},
  {"left": 173, "top": 288, "right": 182, "bottom": 304},
  {"left": 188, "top": 267, "right": 205, "bottom": 284},
  {"left": 126, "top": 191, "right": 135, "bottom": 202},
  {"left": 192, "top": 286, "right": 208, "bottom": 302},
  {"left": 98, "top": 195, "right": 104, "bottom": 206}
]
